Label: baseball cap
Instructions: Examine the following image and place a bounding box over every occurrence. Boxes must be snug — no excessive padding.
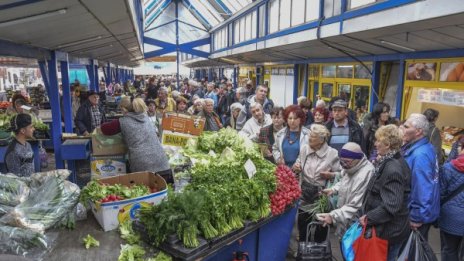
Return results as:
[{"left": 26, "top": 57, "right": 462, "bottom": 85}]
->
[{"left": 332, "top": 99, "right": 347, "bottom": 108}]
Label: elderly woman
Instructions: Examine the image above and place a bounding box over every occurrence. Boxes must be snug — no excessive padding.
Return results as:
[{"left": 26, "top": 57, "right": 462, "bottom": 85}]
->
[
  {"left": 101, "top": 97, "right": 172, "bottom": 183},
  {"left": 258, "top": 106, "right": 285, "bottom": 162},
  {"left": 188, "top": 97, "right": 203, "bottom": 115},
  {"left": 316, "top": 142, "right": 375, "bottom": 243},
  {"left": 198, "top": 98, "right": 223, "bottom": 131},
  {"left": 154, "top": 87, "right": 176, "bottom": 114},
  {"left": 292, "top": 124, "right": 340, "bottom": 240},
  {"left": 359, "top": 124, "right": 411, "bottom": 261},
  {"left": 273, "top": 105, "right": 309, "bottom": 168},
  {"left": 225, "top": 102, "right": 243, "bottom": 130}
]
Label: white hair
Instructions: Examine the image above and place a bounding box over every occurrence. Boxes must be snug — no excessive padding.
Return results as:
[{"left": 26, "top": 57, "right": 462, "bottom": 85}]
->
[
  {"left": 159, "top": 87, "right": 168, "bottom": 94},
  {"left": 194, "top": 98, "right": 204, "bottom": 106},
  {"left": 407, "top": 113, "right": 429, "bottom": 136},
  {"left": 250, "top": 102, "right": 263, "bottom": 110},
  {"left": 230, "top": 102, "right": 243, "bottom": 112},
  {"left": 310, "top": 124, "right": 331, "bottom": 143},
  {"left": 316, "top": 99, "right": 326, "bottom": 108},
  {"left": 204, "top": 98, "right": 214, "bottom": 105}
]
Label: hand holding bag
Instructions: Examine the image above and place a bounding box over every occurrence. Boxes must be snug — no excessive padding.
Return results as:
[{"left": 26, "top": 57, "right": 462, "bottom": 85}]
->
[{"left": 353, "top": 223, "right": 388, "bottom": 261}]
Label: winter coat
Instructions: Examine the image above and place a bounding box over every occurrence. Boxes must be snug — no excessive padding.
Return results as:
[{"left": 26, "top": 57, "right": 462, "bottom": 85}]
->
[
  {"left": 272, "top": 127, "right": 310, "bottom": 164},
  {"left": 330, "top": 157, "right": 374, "bottom": 239},
  {"left": 198, "top": 110, "right": 223, "bottom": 132},
  {"left": 236, "top": 95, "right": 274, "bottom": 131},
  {"left": 101, "top": 113, "right": 170, "bottom": 173},
  {"left": 362, "top": 117, "right": 396, "bottom": 160},
  {"left": 362, "top": 152, "right": 411, "bottom": 244},
  {"left": 403, "top": 137, "right": 440, "bottom": 224},
  {"left": 326, "top": 118, "right": 364, "bottom": 152},
  {"left": 74, "top": 100, "right": 106, "bottom": 135},
  {"left": 438, "top": 155, "right": 464, "bottom": 236},
  {"left": 296, "top": 142, "right": 341, "bottom": 187},
  {"left": 239, "top": 114, "right": 272, "bottom": 142}
]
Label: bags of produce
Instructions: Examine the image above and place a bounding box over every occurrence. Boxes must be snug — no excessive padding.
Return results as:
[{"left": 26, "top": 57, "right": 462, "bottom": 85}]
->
[
  {"left": 0, "top": 225, "right": 50, "bottom": 257},
  {"left": 0, "top": 174, "right": 30, "bottom": 207},
  {"left": 0, "top": 177, "right": 80, "bottom": 232}
]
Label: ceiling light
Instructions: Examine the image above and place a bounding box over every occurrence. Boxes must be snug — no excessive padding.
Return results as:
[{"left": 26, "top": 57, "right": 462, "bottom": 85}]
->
[
  {"left": 0, "top": 9, "right": 67, "bottom": 28},
  {"left": 56, "top": 36, "right": 104, "bottom": 49},
  {"left": 380, "top": 40, "right": 415, "bottom": 52}
]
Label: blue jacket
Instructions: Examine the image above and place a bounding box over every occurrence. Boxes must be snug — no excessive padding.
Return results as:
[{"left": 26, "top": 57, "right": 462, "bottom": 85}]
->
[
  {"left": 438, "top": 160, "right": 464, "bottom": 236},
  {"left": 403, "top": 137, "right": 440, "bottom": 224},
  {"left": 205, "top": 91, "right": 218, "bottom": 109}
]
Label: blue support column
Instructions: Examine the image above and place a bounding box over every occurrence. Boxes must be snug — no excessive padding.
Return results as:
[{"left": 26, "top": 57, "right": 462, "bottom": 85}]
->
[
  {"left": 293, "top": 64, "right": 299, "bottom": 104},
  {"left": 115, "top": 66, "right": 120, "bottom": 84},
  {"left": 38, "top": 61, "right": 50, "bottom": 95},
  {"left": 369, "top": 61, "right": 381, "bottom": 112},
  {"left": 60, "top": 58, "right": 73, "bottom": 133},
  {"left": 86, "top": 60, "right": 96, "bottom": 91},
  {"left": 48, "top": 51, "right": 64, "bottom": 169},
  {"left": 233, "top": 67, "right": 238, "bottom": 89},
  {"left": 208, "top": 68, "right": 213, "bottom": 82},
  {"left": 94, "top": 61, "right": 99, "bottom": 92},
  {"left": 396, "top": 59, "right": 406, "bottom": 119},
  {"left": 106, "top": 62, "right": 112, "bottom": 86},
  {"left": 175, "top": 0, "right": 180, "bottom": 87}
]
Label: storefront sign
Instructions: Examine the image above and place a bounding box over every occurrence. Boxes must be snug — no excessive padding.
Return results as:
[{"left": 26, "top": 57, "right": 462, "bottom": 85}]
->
[
  {"left": 407, "top": 63, "right": 436, "bottom": 81},
  {"left": 417, "top": 88, "right": 464, "bottom": 106}
]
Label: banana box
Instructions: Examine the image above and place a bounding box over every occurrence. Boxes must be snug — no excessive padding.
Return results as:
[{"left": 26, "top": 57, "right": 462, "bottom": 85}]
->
[
  {"left": 90, "top": 155, "right": 126, "bottom": 178},
  {"left": 90, "top": 172, "right": 167, "bottom": 231}
]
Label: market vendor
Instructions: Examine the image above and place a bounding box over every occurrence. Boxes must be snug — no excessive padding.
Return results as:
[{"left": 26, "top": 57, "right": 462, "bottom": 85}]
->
[
  {"left": 75, "top": 90, "right": 106, "bottom": 136},
  {"left": 4, "top": 113, "right": 35, "bottom": 177},
  {"left": 100, "top": 97, "right": 173, "bottom": 184}
]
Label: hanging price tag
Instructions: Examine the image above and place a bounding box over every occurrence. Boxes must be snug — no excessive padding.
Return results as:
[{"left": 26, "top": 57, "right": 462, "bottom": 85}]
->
[{"left": 244, "top": 159, "right": 257, "bottom": 179}]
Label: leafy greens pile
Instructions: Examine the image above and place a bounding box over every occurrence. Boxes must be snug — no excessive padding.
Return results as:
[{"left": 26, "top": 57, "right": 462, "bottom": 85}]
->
[{"left": 139, "top": 128, "right": 278, "bottom": 248}]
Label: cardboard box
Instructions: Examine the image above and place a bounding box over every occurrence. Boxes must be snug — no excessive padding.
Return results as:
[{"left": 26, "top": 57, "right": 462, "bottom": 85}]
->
[
  {"left": 90, "top": 172, "right": 167, "bottom": 231},
  {"left": 90, "top": 155, "right": 127, "bottom": 178},
  {"left": 91, "top": 127, "right": 128, "bottom": 156}
]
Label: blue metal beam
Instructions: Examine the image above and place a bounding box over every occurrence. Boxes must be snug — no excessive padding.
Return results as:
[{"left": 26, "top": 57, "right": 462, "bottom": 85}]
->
[
  {"left": 178, "top": 20, "right": 208, "bottom": 32},
  {"left": 144, "top": 20, "right": 176, "bottom": 33},
  {"left": 106, "top": 62, "right": 112, "bottom": 86},
  {"left": 143, "top": 36, "right": 176, "bottom": 49},
  {"left": 60, "top": 58, "right": 73, "bottom": 133},
  {"left": 47, "top": 51, "right": 64, "bottom": 169},
  {"left": 214, "top": 0, "right": 232, "bottom": 15},
  {"left": 144, "top": 0, "right": 162, "bottom": 16},
  {"left": 0, "top": 39, "right": 49, "bottom": 59},
  {"left": 94, "top": 62, "right": 99, "bottom": 92},
  {"left": 369, "top": 61, "right": 381, "bottom": 111},
  {"left": 182, "top": 0, "right": 211, "bottom": 29},
  {"left": 0, "top": 0, "right": 43, "bottom": 11},
  {"left": 145, "top": 0, "right": 172, "bottom": 30}
]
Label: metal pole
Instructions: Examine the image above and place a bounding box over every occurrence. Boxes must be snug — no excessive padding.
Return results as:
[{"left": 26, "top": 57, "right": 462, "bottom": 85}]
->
[
  {"left": 176, "top": 0, "right": 180, "bottom": 88},
  {"left": 60, "top": 58, "right": 73, "bottom": 133},
  {"left": 48, "top": 51, "right": 64, "bottom": 168}
]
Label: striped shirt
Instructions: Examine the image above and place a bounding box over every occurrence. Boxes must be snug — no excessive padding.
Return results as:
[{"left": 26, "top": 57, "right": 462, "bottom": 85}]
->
[{"left": 329, "top": 120, "right": 349, "bottom": 152}]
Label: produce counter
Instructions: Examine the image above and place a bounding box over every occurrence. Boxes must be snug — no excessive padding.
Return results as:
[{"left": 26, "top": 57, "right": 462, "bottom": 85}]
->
[{"left": 152, "top": 204, "right": 297, "bottom": 261}]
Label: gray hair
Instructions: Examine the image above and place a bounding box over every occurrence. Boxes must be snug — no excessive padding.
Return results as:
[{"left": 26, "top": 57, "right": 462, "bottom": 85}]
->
[
  {"left": 310, "top": 124, "right": 331, "bottom": 143},
  {"left": 159, "top": 87, "right": 168, "bottom": 94},
  {"left": 230, "top": 102, "right": 243, "bottom": 112},
  {"left": 407, "top": 113, "right": 429, "bottom": 136},
  {"left": 194, "top": 98, "right": 204, "bottom": 106},
  {"left": 204, "top": 98, "right": 214, "bottom": 105}
]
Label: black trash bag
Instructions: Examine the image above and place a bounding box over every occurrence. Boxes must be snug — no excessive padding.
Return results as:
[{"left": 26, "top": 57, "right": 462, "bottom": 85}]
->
[{"left": 397, "top": 230, "right": 437, "bottom": 261}]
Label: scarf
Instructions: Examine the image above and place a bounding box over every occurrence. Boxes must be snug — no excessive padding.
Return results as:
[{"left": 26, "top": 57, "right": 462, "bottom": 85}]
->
[{"left": 373, "top": 150, "right": 398, "bottom": 174}]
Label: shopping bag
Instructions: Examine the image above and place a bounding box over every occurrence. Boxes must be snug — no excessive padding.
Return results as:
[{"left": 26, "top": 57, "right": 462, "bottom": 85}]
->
[
  {"left": 397, "top": 230, "right": 437, "bottom": 261},
  {"left": 341, "top": 221, "right": 362, "bottom": 261},
  {"left": 353, "top": 224, "right": 388, "bottom": 261}
]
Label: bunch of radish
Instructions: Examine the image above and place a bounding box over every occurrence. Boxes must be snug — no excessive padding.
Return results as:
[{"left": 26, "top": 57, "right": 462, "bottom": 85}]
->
[
  {"left": 100, "top": 194, "right": 124, "bottom": 203},
  {"left": 269, "top": 165, "right": 301, "bottom": 215}
]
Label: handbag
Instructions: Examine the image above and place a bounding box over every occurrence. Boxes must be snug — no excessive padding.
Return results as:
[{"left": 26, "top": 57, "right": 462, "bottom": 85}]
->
[
  {"left": 353, "top": 223, "right": 388, "bottom": 261},
  {"left": 341, "top": 221, "right": 363, "bottom": 261}
]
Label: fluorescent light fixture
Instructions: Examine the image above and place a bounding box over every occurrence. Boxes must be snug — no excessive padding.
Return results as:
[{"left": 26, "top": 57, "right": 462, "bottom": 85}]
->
[
  {"left": 380, "top": 40, "right": 416, "bottom": 52},
  {"left": 57, "top": 36, "right": 104, "bottom": 49},
  {"left": 0, "top": 9, "right": 67, "bottom": 28}
]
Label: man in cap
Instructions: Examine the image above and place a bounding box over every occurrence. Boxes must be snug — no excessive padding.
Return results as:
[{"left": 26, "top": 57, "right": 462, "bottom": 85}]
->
[
  {"left": 75, "top": 90, "right": 107, "bottom": 135},
  {"left": 325, "top": 99, "right": 363, "bottom": 152}
]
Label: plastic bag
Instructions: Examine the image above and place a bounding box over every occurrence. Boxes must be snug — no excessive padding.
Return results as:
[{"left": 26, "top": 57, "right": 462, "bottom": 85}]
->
[
  {"left": 0, "top": 174, "right": 30, "bottom": 206},
  {"left": 397, "top": 230, "right": 438, "bottom": 261},
  {"left": 0, "top": 177, "right": 80, "bottom": 233},
  {"left": 341, "top": 221, "right": 362, "bottom": 261},
  {"left": 29, "top": 169, "right": 71, "bottom": 185}
]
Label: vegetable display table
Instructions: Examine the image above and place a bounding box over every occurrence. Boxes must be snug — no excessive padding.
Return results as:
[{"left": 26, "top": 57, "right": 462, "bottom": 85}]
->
[{"left": 158, "top": 204, "right": 297, "bottom": 261}]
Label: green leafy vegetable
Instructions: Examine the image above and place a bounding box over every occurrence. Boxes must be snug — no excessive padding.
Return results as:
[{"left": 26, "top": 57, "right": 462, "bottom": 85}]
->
[
  {"left": 83, "top": 234, "right": 99, "bottom": 249},
  {"left": 118, "top": 244, "right": 145, "bottom": 261},
  {"left": 119, "top": 220, "right": 140, "bottom": 244}
]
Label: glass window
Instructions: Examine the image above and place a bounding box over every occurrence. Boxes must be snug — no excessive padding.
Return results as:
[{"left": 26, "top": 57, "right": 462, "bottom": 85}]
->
[
  {"left": 269, "top": 0, "right": 279, "bottom": 33},
  {"left": 245, "top": 13, "right": 252, "bottom": 41},
  {"left": 280, "top": 0, "right": 291, "bottom": 30},
  {"left": 439, "top": 62, "right": 464, "bottom": 82},
  {"left": 259, "top": 5, "right": 266, "bottom": 37},
  {"left": 322, "top": 65, "right": 336, "bottom": 77},
  {"left": 292, "top": 0, "right": 306, "bottom": 26},
  {"left": 349, "top": 0, "right": 377, "bottom": 10},
  {"left": 321, "top": 83, "right": 333, "bottom": 98},
  {"left": 338, "top": 84, "right": 351, "bottom": 102},
  {"left": 306, "top": 0, "right": 320, "bottom": 21},
  {"left": 234, "top": 21, "right": 240, "bottom": 44},
  {"left": 309, "top": 65, "right": 319, "bottom": 78},
  {"left": 354, "top": 64, "right": 372, "bottom": 79},
  {"left": 353, "top": 85, "right": 370, "bottom": 110},
  {"left": 229, "top": 24, "right": 234, "bottom": 46},
  {"left": 336, "top": 65, "right": 353, "bottom": 78},
  {"left": 240, "top": 17, "right": 246, "bottom": 42},
  {"left": 251, "top": 11, "right": 257, "bottom": 39},
  {"left": 324, "top": 0, "right": 342, "bottom": 18}
]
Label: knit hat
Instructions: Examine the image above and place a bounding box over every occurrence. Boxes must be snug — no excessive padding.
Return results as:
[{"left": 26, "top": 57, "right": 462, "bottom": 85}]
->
[
  {"left": 10, "top": 113, "right": 32, "bottom": 133},
  {"left": 339, "top": 142, "right": 364, "bottom": 159}
]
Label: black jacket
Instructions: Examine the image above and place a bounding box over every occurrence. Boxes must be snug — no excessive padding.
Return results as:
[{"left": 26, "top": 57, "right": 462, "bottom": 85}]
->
[
  {"left": 75, "top": 100, "right": 106, "bottom": 135},
  {"left": 326, "top": 118, "right": 364, "bottom": 152},
  {"left": 361, "top": 152, "right": 411, "bottom": 244}
]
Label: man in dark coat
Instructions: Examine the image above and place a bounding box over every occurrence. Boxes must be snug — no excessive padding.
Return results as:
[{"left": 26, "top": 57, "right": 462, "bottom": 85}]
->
[{"left": 75, "top": 90, "right": 106, "bottom": 135}]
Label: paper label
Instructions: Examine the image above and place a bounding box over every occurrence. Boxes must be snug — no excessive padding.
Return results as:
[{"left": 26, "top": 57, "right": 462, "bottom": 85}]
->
[{"left": 244, "top": 159, "right": 257, "bottom": 179}]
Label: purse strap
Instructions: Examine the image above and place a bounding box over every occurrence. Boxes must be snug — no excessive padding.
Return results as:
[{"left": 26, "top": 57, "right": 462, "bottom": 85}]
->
[{"left": 442, "top": 182, "right": 464, "bottom": 206}]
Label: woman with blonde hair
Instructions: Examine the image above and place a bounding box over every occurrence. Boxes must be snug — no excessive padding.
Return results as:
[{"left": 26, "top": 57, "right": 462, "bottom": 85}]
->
[{"left": 101, "top": 97, "right": 172, "bottom": 183}]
